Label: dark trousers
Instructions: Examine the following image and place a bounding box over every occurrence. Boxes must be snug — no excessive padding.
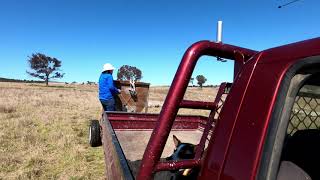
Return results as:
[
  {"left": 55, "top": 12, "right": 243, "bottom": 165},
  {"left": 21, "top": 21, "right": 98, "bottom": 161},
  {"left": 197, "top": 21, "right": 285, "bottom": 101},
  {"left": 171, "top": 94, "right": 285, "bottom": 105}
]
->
[{"left": 100, "top": 98, "right": 115, "bottom": 111}]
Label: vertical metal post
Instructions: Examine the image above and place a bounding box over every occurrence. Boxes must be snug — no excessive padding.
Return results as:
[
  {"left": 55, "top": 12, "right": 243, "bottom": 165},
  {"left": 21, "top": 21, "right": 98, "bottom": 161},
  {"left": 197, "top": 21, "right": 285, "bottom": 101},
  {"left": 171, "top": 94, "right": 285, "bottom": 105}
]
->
[{"left": 217, "top": 21, "right": 223, "bottom": 43}]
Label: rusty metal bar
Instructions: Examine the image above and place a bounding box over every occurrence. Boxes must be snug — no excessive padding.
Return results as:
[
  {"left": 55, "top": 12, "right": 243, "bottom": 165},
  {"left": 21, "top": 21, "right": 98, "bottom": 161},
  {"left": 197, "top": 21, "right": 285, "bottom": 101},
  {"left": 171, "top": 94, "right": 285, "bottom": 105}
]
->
[
  {"left": 137, "top": 41, "right": 257, "bottom": 179},
  {"left": 155, "top": 159, "right": 200, "bottom": 172},
  {"left": 180, "top": 100, "right": 217, "bottom": 110}
]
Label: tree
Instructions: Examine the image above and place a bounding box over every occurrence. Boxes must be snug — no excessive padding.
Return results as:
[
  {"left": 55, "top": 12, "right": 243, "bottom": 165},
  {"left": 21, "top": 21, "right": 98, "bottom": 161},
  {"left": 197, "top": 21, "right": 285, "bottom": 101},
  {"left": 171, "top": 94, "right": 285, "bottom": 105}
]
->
[
  {"left": 196, "top": 75, "right": 207, "bottom": 88},
  {"left": 26, "top": 53, "right": 64, "bottom": 86},
  {"left": 117, "top": 65, "right": 142, "bottom": 81}
]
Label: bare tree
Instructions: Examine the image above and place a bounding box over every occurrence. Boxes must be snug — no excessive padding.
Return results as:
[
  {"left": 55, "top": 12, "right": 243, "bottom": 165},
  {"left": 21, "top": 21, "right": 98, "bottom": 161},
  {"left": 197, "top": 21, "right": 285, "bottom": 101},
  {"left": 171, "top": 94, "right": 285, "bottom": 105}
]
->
[
  {"left": 26, "top": 53, "right": 64, "bottom": 86},
  {"left": 196, "top": 75, "right": 207, "bottom": 88},
  {"left": 117, "top": 65, "right": 142, "bottom": 81}
]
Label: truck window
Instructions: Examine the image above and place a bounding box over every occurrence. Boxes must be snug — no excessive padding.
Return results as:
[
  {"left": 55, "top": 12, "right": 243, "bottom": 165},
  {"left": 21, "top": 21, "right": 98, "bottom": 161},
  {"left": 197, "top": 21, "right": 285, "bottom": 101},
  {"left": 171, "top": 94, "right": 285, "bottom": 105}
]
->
[
  {"left": 260, "top": 66, "right": 320, "bottom": 180},
  {"left": 279, "top": 77, "right": 320, "bottom": 180}
]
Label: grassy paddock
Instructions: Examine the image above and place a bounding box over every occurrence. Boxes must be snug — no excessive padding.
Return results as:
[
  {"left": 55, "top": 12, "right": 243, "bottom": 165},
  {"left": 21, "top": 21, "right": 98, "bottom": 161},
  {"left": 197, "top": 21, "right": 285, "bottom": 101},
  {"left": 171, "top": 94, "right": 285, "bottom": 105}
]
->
[
  {"left": 0, "top": 82, "right": 104, "bottom": 179},
  {"left": 0, "top": 82, "right": 218, "bottom": 179}
]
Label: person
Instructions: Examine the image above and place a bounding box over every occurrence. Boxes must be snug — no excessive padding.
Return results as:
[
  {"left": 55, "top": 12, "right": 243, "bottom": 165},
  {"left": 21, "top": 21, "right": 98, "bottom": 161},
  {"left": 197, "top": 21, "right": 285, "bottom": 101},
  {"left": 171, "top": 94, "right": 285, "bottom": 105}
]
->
[{"left": 98, "top": 63, "right": 121, "bottom": 111}]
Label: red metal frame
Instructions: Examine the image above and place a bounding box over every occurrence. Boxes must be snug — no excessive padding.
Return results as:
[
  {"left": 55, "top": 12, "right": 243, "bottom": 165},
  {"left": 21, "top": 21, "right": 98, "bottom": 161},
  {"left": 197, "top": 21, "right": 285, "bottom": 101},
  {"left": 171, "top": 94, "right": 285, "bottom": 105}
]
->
[
  {"left": 194, "top": 82, "right": 230, "bottom": 159},
  {"left": 155, "top": 159, "right": 200, "bottom": 171},
  {"left": 137, "top": 41, "right": 257, "bottom": 179},
  {"left": 199, "top": 38, "right": 320, "bottom": 179},
  {"left": 180, "top": 100, "right": 216, "bottom": 110},
  {"left": 106, "top": 112, "right": 208, "bottom": 130},
  {"left": 99, "top": 37, "right": 320, "bottom": 179}
]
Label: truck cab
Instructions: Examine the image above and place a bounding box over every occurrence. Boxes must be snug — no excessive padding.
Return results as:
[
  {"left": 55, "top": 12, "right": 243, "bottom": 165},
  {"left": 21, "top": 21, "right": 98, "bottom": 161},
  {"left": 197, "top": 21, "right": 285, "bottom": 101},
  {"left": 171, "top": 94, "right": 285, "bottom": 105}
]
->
[{"left": 198, "top": 38, "right": 320, "bottom": 180}]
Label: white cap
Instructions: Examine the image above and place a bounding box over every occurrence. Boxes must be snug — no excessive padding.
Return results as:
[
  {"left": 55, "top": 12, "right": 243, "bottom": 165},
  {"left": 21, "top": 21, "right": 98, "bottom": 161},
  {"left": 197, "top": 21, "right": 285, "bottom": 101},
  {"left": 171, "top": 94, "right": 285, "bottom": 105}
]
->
[{"left": 102, "top": 63, "right": 115, "bottom": 72}]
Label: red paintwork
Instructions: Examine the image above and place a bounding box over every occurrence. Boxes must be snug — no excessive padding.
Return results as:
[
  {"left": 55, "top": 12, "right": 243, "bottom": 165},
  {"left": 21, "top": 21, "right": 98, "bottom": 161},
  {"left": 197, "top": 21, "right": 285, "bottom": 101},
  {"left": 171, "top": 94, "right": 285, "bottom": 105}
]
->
[
  {"left": 199, "top": 38, "right": 320, "bottom": 179},
  {"left": 180, "top": 100, "right": 217, "bottom": 110},
  {"left": 106, "top": 112, "right": 208, "bottom": 130},
  {"left": 101, "top": 37, "right": 320, "bottom": 180},
  {"left": 155, "top": 159, "right": 200, "bottom": 171},
  {"left": 195, "top": 82, "right": 229, "bottom": 160},
  {"left": 137, "top": 41, "right": 257, "bottom": 179},
  {"left": 104, "top": 81, "right": 230, "bottom": 177}
]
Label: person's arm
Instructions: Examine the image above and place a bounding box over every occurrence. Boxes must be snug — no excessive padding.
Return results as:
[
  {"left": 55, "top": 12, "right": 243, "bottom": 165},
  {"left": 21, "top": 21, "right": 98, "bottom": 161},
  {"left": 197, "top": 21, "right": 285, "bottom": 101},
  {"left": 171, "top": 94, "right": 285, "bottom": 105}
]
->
[{"left": 107, "top": 75, "right": 120, "bottom": 95}]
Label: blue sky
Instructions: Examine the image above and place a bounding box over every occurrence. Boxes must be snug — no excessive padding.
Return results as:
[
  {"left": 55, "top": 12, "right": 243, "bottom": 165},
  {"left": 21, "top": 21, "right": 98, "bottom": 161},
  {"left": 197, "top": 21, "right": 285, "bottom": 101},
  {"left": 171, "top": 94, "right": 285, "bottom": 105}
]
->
[{"left": 0, "top": 0, "right": 319, "bottom": 86}]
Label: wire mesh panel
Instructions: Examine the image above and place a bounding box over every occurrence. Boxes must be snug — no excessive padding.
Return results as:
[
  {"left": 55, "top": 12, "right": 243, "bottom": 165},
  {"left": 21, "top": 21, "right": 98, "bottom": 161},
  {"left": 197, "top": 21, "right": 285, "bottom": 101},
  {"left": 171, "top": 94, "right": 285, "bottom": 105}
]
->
[{"left": 288, "top": 85, "right": 320, "bottom": 135}]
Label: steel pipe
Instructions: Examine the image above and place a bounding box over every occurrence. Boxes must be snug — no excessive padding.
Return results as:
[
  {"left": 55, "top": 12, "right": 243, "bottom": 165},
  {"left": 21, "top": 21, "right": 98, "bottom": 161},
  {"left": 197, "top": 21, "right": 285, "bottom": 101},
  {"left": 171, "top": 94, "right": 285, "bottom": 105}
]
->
[
  {"left": 155, "top": 159, "right": 200, "bottom": 172},
  {"left": 179, "top": 100, "right": 217, "bottom": 110}
]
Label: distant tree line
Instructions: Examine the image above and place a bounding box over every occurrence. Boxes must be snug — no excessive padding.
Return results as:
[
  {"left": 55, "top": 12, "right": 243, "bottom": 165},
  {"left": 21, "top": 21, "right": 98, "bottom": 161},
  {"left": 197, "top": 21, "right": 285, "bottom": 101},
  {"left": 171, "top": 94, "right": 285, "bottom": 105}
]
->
[{"left": 0, "top": 77, "right": 44, "bottom": 83}]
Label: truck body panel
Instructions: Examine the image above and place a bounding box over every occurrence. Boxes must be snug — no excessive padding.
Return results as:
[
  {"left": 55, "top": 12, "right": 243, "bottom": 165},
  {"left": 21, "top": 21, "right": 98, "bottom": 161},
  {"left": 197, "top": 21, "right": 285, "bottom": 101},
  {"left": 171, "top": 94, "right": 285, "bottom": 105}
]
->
[{"left": 200, "top": 38, "right": 320, "bottom": 179}]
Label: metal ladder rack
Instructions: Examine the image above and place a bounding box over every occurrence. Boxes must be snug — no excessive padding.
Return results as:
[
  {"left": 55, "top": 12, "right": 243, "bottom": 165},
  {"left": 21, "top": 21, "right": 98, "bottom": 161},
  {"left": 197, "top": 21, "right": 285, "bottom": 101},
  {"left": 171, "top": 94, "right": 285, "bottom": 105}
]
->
[{"left": 137, "top": 40, "right": 257, "bottom": 179}]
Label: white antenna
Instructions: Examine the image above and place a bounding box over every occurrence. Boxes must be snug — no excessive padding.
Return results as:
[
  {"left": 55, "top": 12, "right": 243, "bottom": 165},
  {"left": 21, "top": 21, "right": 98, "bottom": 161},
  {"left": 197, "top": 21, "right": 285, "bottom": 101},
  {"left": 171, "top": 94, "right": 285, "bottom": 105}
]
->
[
  {"left": 216, "top": 20, "right": 226, "bottom": 62},
  {"left": 216, "top": 20, "right": 223, "bottom": 43}
]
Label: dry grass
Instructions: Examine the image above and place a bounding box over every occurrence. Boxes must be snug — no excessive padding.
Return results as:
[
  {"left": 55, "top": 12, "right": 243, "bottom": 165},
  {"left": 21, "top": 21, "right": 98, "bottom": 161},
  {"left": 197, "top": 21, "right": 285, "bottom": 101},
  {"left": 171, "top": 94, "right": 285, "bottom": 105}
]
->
[
  {"left": 0, "top": 82, "right": 104, "bottom": 179},
  {"left": 148, "top": 86, "right": 218, "bottom": 116},
  {"left": 0, "top": 82, "right": 218, "bottom": 179}
]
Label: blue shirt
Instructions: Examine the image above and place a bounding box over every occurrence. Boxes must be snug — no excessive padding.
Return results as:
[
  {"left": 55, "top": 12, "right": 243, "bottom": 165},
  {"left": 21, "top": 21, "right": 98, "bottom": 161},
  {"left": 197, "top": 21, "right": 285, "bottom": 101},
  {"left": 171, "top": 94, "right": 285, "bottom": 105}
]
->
[{"left": 99, "top": 73, "right": 119, "bottom": 100}]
